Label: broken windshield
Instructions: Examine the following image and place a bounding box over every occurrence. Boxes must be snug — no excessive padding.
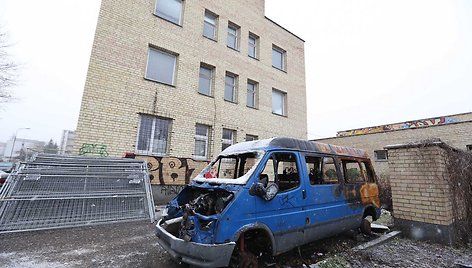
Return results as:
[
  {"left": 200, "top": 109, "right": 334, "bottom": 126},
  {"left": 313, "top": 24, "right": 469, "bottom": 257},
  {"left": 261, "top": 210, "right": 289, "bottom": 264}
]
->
[{"left": 195, "top": 151, "right": 264, "bottom": 182}]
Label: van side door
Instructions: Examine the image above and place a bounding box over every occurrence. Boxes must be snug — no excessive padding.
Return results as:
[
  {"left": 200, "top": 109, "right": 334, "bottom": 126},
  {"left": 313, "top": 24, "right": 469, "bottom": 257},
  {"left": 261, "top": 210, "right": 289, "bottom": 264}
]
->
[
  {"left": 302, "top": 154, "right": 347, "bottom": 243},
  {"left": 253, "top": 151, "right": 306, "bottom": 254}
]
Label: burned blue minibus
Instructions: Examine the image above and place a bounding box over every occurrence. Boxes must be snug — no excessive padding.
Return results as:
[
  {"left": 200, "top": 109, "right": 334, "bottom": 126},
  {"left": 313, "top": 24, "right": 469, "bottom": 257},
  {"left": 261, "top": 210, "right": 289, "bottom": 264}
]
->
[{"left": 156, "top": 137, "right": 381, "bottom": 267}]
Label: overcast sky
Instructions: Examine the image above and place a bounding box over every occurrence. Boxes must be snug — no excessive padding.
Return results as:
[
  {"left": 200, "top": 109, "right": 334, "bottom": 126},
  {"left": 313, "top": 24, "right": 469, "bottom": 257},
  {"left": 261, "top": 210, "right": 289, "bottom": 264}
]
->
[{"left": 0, "top": 0, "right": 471, "bottom": 143}]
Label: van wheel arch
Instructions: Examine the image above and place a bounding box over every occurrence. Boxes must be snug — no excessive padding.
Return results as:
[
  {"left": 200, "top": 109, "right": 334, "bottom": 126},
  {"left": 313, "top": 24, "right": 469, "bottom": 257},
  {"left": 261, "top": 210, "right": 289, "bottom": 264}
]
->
[{"left": 233, "top": 223, "right": 276, "bottom": 256}]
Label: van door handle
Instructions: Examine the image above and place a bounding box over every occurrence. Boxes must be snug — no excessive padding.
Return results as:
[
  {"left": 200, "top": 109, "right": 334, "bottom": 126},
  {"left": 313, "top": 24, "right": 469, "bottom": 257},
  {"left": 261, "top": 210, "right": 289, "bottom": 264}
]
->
[{"left": 302, "top": 189, "right": 307, "bottom": 199}]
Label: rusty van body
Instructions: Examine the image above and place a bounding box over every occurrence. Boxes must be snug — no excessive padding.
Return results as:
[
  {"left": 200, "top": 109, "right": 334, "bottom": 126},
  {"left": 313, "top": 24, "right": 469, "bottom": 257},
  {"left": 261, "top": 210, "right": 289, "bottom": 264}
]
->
[{"left": 155, "top": 137, "right": 381, "bottom": 267}]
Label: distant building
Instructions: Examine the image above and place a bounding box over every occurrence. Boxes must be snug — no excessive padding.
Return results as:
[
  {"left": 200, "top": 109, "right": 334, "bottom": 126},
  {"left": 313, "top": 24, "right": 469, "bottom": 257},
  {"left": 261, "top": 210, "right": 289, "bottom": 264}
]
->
[
  {"left": 59, "top": 130, "right": 75, "bottom": 155},
  {"left": 0, "top": 142, "right": 6, "bottom": 158},
  {"left": 314, "top": 112, "right": 472, "bottom": 178},
  {"left": 3, "top": 138, "right": 46, "bottom": 161}
]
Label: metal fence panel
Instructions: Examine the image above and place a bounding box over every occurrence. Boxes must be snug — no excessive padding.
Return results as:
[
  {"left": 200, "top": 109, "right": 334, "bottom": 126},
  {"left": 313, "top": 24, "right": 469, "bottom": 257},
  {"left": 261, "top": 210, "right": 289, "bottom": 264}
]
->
[{"left": 0, "top": 154, "right": 155, "bottom": 233}]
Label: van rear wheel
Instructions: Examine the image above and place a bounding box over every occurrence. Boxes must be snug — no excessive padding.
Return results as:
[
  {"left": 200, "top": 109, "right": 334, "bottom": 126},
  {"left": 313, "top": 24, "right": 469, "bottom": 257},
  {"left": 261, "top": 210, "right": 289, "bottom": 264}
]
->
[{"left": 360, "top": 218, "right": 372, "bottom": 235}]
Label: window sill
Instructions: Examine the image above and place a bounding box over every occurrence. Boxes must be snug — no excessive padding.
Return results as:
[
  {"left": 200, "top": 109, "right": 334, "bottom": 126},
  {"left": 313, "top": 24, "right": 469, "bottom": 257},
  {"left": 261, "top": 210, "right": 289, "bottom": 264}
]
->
[
  {"left": 246, "top": 105, "right": 258, "bottom": 110},
  {"left": 135, "top": 151, "right": 168, "bottom": 157},
  {"left": 203, "top": 35, "right": 218, "bottom": 42},
  {"left": 375, "top": 159, "right": 388, "bottom": 162},
  {"left": 272, "top": 66, "right": 287, "bottom": 73},
  {"left": 193, "top": 156, "right": 208, "bottom": 161},
  {"left": 249, "top": 55, "right": 259, "bottom": 61},
  {"left": 153, "top": 13, "right": 183, "bottom": 27},
  {"left": 272, "top": 112, "right": 287, "bottom": 118},
  {"left": 227, "top": 46, "right": 240, "bottom": 52},
  {"left": 198, "top": 91, "right": 214, "bottom": 98},
  {"left": 144, "top": 77, "right": 176, "bottom": 87},
  {"left": 224, "top": 99, "right": 238, "bottom": 105}
]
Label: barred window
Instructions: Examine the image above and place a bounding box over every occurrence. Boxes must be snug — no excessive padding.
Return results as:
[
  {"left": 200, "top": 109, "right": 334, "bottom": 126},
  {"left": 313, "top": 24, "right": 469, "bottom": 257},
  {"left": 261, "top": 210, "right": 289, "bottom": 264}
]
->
[{"left": 137, "top": 115, "right": 171, "bottom": 155}]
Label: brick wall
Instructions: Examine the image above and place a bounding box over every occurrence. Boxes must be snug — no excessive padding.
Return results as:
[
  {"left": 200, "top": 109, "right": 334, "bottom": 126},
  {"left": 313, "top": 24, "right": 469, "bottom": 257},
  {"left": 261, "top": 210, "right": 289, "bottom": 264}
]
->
[
  {"left": 386, "top": 141, "right": 468, "bottom": 244},
  {"left": 75, "top": 0, "right": 307, "bottom": 158},
  {"left": 315, "top": 115, "right": 472, "bottom": 178}
]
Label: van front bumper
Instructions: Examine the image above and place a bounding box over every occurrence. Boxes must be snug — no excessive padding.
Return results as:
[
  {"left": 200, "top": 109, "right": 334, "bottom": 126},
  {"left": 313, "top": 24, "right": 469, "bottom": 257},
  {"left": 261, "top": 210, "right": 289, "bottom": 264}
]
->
[{"left": 155, "top": 218, "right": 236, "bottom": 267}]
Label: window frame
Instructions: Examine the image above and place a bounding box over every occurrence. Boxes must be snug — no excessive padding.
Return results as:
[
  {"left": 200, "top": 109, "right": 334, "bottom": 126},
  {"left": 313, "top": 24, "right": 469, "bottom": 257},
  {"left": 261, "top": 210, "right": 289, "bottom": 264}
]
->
[
  {"left": 221, "top": 128, "right": 236, "bottom": 151},
  {"left": 246, "top": 79, "right": 258, "bottom": 109},
  {"left": 248, "top": 33, "right": 259, "bottom": 59},
  {"left": 245, "top": 134, "right": 258, "bottom": 141},
  {"left": 272, "top": 88, "right": 287, "bottom": 116},
  {"left": 198, "top": 63, "right": 214, "bottom": 96},
  {"left": 374, "top": 150, "right": 388, "bottom": 161},
  {"left": 272, "top": 45, "right": 286, "bottom": 71},
  {"left": 305, "top": 154, "right": 340, "bottom": 185},
  {"left": 194, "top": 124, "right": 210, "bottom": 159},
  {"left": 145, "top": 46, "right": 177, "bottom": 86},
  {"left": 227, "top": 22, "right": 240, "bottom": 50},
  {"left": 224, "top": 72, "right": 238, "bottom": 103},
  {"left": 136, "top": 114, "right": 172, "bottom": 156},
  {"left": 260, "top": 152, "right": 301, "bottom": 193},
  {"left": 341, "top": 159, "right": 365, "bottom": 184},
  {"left": 154, "top": 0, "right": 183, "bottom": 25},
  {"left": 203, "top": 10, "right": 218, "bottom": 41}
]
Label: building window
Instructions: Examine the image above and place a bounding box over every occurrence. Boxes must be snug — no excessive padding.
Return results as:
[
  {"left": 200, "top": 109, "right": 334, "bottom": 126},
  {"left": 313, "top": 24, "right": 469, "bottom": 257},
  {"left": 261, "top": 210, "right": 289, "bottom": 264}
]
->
[
  {"left": 248, "top": 33, "right": 259, "bottom": 59},
  {"left": 145, "top": 47, "right": 177, "bottom": 85},
  {"left": 272, "top": 89, "right": 286, "bottom": 116},
  {"left": 199, "top": 63, "right": 214, "bottom": 96},
  {"left": 195, "top": 124, "right": 210, "bottom": 159},
  {"left": 272, "top": 45, "right": 286, "bottom": 71},
  {"left": 246, "top": 80, "right": 258, "bottom": 108},
  {"left": 203, "top": 10, "right": 218, "bottom": 40},
  {"left": 222, "top": 129, "right": 236, "bottom": 151},
  {"left": 374, "top": 150, "right": 388, "bottom": 161},
  {"left": 155, "top": 0, "right": 183, "bottom": 25},
  {"left": 227, "top": 22, "right": 240, "bottom": 50},
  {"left": 224, "top": 72, "right": 238, "bottom": 103},
  {"left": 245, "top": 134, "right": 258, "bottom": 141},
  {"left": 137, "top": 115, "right": 171, "bottom": 155},
  {"left": 467, "top": 145, "right": 472, "bottom": 151}
]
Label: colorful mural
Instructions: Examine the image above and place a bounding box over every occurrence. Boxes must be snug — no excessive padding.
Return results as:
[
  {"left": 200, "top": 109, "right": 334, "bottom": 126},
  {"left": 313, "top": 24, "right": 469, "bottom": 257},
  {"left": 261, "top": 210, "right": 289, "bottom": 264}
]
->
[
  {"left": 135, "top": 155, "right": 208, "bottom": 185},
  {"left": 337, "top": 117, "right": 458, "bottom": 137}
]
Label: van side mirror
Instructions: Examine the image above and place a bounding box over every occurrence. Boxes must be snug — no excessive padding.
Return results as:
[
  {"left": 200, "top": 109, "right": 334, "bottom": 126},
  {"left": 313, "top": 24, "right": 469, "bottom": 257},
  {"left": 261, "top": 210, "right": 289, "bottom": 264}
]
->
[{"left": 249, "top": 181, "right": 278, "bottom": 201}]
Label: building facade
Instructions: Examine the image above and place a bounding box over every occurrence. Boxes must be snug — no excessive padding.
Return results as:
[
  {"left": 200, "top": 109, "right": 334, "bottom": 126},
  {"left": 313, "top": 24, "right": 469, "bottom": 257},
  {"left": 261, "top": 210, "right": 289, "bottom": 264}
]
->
[
  {"left": 315, "top": 112, "right": 472, "bottom": 178},
  {"left": 75, "top": 0, "right": 307, "bottom": 194},
  {"left": 59, "top": 130, "right": 76, "bottom": 155},
  {"left": 3, "top": 138, "right": 46, "bottom": 161}
]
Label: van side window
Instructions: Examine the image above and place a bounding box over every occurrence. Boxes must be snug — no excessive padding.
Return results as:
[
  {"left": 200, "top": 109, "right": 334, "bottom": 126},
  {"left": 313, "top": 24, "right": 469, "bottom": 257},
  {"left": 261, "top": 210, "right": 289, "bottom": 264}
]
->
[
  {"left": 261, "top": 152, "right": 300, "bottom": 192},
  {"left": 360, "top": 161, "right": 375, "bottom": 183},
  {"left": 305, "top": 156, "right": 338, "bottom": 185},
  {"left": 322, "top": 157, "right": 339, "bottom": 184},
  {"left": 342, "top": 160, "right": 365, "bottom": 184}
]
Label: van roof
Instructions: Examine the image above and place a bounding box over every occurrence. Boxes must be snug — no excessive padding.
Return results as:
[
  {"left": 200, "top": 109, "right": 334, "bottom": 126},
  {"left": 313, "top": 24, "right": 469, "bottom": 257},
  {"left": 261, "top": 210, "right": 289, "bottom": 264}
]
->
[{"left": 221, "top": 137, "right": 369, "bottom": 159}]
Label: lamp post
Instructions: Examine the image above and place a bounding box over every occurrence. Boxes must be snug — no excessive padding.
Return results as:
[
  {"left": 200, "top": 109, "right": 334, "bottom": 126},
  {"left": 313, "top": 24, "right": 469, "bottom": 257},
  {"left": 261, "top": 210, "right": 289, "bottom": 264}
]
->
[{"left": 9, "top": 127, "right": 31, "bottom": 162}]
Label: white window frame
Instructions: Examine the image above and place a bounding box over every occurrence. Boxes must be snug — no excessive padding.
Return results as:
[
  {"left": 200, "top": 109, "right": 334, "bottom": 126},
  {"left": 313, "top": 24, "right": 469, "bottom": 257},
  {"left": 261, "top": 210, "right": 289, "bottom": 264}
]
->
[
  {"left": 203, "top": 10, "right": 218, "bottom": 40},
  {"left": 272, "top": 89, "right": 287, "bottom": 116},
  {"left": 246, "top": 80, "right": 258, "bottom": 108},
  {"left": 224, "top": 72, "right": 238, "bottom": 103},
  {"left": 154, "top": 0, "right": 183, "bottom": 25},
  {"left": 227, "top": 22, "right": 239, "bottom": 50},
  {"left": 222, "top": 128, "right": 236, "bottom": 151},
  {"left": 272, "top": 45, "right": 286, "bottom": 71},
  {"left": 136, "top": 115, "right": 172, "bottom": 156},
  {"left": 194, "top": 124, "right": 210, "bottom": 159},
  {"left": 248, "top": 33, "right": 258, "bottom": 59},
  {"left": 199, "top": 63, "right": 214, "bottom": 96},
  {"left": 145, "top": 47, "right": 177, "bottom": 85}
]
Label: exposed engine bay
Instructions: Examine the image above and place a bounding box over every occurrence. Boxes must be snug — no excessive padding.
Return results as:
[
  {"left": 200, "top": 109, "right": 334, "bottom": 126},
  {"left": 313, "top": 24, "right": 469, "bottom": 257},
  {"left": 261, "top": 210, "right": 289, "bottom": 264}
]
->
[{"left": 161, "top": 187, "right": 234, "bottom": 244}]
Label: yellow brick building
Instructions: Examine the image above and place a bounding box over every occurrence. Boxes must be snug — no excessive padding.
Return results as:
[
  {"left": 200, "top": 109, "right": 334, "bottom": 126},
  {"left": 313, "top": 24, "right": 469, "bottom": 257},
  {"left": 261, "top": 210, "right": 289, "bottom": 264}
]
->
[{"left": 75, "top": 0, "right": 307, "bottom": 173}]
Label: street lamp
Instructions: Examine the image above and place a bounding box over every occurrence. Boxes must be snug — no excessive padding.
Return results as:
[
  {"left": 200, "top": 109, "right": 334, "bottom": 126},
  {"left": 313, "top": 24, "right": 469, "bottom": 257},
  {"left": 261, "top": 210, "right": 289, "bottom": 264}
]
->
[{"left": 9, "top": 127, "right": 31, "bottom": 162}]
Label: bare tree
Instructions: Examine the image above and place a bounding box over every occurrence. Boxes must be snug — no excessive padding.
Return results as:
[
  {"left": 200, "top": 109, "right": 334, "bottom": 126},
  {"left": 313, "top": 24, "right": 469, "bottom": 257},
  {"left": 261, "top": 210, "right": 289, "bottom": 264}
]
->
[{"left": 0, "top": 29, "right": 17, "bottom": 104}]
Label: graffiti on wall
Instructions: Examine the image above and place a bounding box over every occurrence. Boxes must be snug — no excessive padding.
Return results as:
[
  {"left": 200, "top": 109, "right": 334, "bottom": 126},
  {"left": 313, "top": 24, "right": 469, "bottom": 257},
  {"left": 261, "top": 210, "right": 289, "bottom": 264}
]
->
[
  {"left": 337, "top": 117, "right": 457, "bottom": 137},
  {"left": 135, "top": 155, "right": 208, "bottom": 185},
  {"left": 79, "top": 143, "right": 109, "bottom": 157}
]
